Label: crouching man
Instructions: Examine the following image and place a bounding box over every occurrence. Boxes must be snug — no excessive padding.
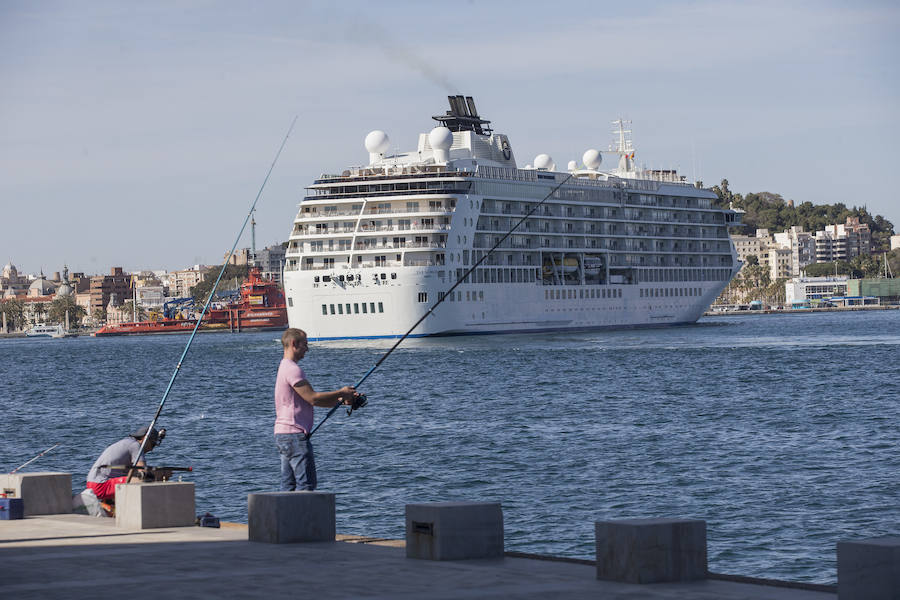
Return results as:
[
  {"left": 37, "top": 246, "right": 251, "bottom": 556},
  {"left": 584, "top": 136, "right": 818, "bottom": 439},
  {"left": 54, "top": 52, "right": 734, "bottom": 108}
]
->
[{"left": 86, "top": 425, "right": 163, "bottom": 511}]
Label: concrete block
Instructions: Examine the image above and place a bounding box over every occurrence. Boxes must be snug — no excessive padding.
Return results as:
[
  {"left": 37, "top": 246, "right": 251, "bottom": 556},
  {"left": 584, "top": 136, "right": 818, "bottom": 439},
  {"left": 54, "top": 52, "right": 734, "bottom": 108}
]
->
[
  {"left": 595, "top": 518, "right": 707, "bottom": 583},
  {"left": 248, "top": 492, "right": 335, "bottom": 544},
  {"left": 0, "top": 472, "right": 72, "bottom": 515},
  {"left": 405, "top": 502, "right": 503, "bottom": 561},
  {"left": 837, "top": 536, "right": 900, "bottom": 600},
  {"left": 115, "top": 482, "right": 195, "bottom": 529}
]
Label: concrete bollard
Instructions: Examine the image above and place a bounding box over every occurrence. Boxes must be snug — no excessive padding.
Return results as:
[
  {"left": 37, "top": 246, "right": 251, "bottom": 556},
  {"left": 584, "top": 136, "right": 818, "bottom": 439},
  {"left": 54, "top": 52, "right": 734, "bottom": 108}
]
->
[
  {"left": 115, "top": 482, "right": 195, "bottom": 529},
  {"left": 837, "top": 536, "right": 900, "bottom": 600},
  {"left": 0, "top": 472, "right": 72, "bottom": 515},
  {"left": 405, "top": 502, "right": 504, "bottom": 561},
  {"left": 248, "top": 492, "right": 335, "bottom": 544},
  {"left": 595, "top": 518, "right": 707, "bottom": 584}
]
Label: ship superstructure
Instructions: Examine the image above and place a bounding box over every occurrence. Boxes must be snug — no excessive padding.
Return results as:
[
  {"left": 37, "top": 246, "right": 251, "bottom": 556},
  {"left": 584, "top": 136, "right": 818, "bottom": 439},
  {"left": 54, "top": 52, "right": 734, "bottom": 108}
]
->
[{"left": 283, "top": 96, "right": 741, "bottom": 340}]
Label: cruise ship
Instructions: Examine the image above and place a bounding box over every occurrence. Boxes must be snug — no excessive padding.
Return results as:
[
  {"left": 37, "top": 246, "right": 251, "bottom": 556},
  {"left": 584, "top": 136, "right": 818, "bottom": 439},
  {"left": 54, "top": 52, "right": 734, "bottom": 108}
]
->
[{"left": 283, "top": 96, "right": 742, "bottom": 340}]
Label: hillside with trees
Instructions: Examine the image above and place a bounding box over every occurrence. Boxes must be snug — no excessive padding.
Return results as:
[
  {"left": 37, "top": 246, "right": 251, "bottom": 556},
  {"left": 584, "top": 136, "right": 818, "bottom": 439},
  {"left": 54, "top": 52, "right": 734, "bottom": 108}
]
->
[{"left": 711, "top": 179, "right": 895, "bottom": 251}]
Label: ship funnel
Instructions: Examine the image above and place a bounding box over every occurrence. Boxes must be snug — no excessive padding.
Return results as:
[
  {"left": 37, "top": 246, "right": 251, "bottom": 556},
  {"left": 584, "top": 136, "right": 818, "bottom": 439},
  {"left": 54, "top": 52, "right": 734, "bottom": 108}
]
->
[
  {"left": 365, "top": 130, "right": 390, "bottom": 164},
  {"left": 428, "top": 126, "right": 453, "bottom": 164}
]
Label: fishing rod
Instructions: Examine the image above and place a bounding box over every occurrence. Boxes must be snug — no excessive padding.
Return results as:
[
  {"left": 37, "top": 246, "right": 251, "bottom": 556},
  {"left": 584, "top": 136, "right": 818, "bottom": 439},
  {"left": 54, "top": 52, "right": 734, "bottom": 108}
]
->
[
  {"left": 10, "top": 443, "right": 61, "bottom": 474},
  {"left": 308, "top": 171, "right": 576, "bottom": 437},
  {"left": 127, "top": 116, "right": 298, "bottom": 482}
]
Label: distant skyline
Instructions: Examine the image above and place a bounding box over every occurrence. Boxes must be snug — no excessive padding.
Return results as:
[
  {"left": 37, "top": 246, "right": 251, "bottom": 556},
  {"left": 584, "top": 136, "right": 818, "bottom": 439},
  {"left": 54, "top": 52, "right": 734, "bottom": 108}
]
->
[{"left": 2, "top": 1, "right": 898, "bottom": 275}]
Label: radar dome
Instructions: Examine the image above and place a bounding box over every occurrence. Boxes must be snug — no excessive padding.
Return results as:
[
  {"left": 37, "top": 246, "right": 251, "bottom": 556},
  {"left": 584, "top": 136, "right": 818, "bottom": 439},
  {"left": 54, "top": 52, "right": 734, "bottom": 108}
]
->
[
  {"left": 534, "top": 154, "right": 554, "bottom": 171},
  {"left": 428, "top": 127, "right": 453, "bottom": 150},
  {"left": 582, "top": 149, "right": 602, "bottom": 169},
  {"left": 567, "top": 160, "right": 577, "bottom": 171},
  {"left": 364, "top": 130, "right": 390, "bottom": 155}
]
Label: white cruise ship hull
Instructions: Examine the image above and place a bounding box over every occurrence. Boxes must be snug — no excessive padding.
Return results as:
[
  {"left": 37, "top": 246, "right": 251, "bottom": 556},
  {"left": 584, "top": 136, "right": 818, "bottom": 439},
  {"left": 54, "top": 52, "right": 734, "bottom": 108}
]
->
[{"left": 282, "top": 96, "right": 742, "bottom": 340}]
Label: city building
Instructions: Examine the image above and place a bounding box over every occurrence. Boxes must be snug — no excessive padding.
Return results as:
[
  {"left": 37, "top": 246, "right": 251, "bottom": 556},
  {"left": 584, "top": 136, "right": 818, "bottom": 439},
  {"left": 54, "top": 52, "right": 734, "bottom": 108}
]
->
[
  {"left": 815, "top": 217, "right": 872, "bottom": 262},
  {"left": 1, "top": 261, "right": 30, "bottom": 298},
  {"left": 773, "top": 226, "right": 816, "bottom": 277},
  {"left": 167, "top": 265, "right": 208, "bottom": 297},
  {"left": 256, "top": 243, "right": 286, "bottom": 284},
  {"left": 89, "top": 267, "right": 133, "bottom": 315},
  {"left": 225, "top": 248, "right": 251, "bottom": 266},
  {"left": 785, "top": 276, "right": 849, "bottom": 307},
  {"left": 135, "top": 285, "right": 165, "bottom": 309}
]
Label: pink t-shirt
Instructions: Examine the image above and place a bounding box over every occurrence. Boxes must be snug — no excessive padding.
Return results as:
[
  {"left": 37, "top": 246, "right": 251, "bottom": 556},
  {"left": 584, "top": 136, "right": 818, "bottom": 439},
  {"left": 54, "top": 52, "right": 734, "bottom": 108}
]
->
[{"left": 274, "top": 358, "right": 313, "bottom": 434}]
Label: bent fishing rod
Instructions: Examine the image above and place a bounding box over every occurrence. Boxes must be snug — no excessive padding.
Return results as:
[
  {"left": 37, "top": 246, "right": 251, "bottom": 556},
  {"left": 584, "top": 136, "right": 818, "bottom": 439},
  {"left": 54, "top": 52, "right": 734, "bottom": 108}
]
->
[
  {"left": 127, "top": 117, "right": 298, "bottom": 481},
  {"left": 308, "top": 171, "right": 575, "bottom": 437}
]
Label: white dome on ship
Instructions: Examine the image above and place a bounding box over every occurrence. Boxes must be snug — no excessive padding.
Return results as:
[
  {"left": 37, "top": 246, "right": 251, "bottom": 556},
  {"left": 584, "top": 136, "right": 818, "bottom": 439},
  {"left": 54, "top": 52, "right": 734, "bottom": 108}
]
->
[
  {"left": 534, "top": 154, "right": 554, "bottom": 171},
  {"left": 428, "top": 127, "right": 453, "bottom": 150},
  {"left": 582, "top": 149, "right": 602, "bottom": 169},
  {"left": 364, "top": 130, "right": 390, "bottom": 155},
  {"left": 567, "top": 160, "right": 577, "bottom": 171}
]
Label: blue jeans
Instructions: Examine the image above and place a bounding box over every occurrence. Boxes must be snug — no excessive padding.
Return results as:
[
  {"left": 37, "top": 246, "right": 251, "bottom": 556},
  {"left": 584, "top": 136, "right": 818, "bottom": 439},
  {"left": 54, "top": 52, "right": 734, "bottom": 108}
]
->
[{"left": 274, "top": 433, "right": 317, "bottom": 491}]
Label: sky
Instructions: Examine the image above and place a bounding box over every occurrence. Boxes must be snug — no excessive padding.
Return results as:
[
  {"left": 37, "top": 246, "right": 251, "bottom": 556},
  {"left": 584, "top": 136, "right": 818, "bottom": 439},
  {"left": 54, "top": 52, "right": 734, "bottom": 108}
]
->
[{"left": 2, "top": 0, "right": 898, "bottom": 276}]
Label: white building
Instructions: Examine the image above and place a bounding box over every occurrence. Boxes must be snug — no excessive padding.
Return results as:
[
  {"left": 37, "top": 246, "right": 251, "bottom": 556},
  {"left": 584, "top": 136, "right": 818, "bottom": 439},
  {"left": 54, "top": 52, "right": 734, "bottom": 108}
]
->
[
  {"left": 891, "top": 235, "right": 900, "bottom": 251},
  {"left": 773, "top": 226, "right": 816, "bottom": 277},
  {"left": 785, "top": 276, "right": 849, "bottom": 306}
]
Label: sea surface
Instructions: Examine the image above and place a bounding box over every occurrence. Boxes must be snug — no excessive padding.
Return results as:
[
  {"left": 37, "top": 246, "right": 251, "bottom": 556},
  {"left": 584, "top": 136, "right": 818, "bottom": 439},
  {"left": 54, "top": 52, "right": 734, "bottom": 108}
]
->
[{"left": 2, "top": 310, "right": 899, "bottom": 584}]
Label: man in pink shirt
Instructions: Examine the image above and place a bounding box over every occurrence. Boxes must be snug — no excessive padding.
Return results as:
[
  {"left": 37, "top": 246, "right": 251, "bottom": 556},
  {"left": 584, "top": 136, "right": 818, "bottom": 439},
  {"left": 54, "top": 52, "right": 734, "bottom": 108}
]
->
[{"left": 275, "top": 327, "right": 356, "bottom": 491}]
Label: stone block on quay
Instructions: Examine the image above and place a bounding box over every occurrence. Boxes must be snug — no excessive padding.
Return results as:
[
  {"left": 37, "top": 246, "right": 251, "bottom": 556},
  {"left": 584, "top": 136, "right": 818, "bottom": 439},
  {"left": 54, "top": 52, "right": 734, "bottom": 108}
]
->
[
  {"left": 248, "top": 492, "right": 336, "bottom": 544},
  {"left": 405, "top": 501, "right": 504, "bottom": 561},
  {"left": 837, "top": 536, "right": 900, "bottom": 600},
  {"left": 115, "top": 482, "right": 195, "bottom": 529},
  {"left": 0, "top": 472, "right": 72, "bottom": 515},
  {"left": 595, "top": 518, "right": 707, "bottom": 584}
]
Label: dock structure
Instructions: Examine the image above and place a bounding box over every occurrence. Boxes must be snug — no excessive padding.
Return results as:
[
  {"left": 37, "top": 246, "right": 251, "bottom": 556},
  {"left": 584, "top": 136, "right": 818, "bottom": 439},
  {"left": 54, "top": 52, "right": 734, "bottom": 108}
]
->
[{"left": 2, "top": 513, "right": 836, "bottom": 600}]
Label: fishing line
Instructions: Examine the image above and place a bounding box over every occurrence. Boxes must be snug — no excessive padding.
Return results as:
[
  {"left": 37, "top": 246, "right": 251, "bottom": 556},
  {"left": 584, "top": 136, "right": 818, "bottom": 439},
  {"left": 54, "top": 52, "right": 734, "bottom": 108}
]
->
[
  {"left": 308, "top": 171, "right": 575, "bottom": 437},
  {"left": 127, "top": 116, "right": 298, "bottom": 481}
]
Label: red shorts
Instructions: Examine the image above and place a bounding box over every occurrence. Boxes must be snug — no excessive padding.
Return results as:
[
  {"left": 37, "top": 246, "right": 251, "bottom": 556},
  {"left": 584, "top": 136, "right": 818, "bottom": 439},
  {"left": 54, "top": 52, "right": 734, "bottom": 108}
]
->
[{"left": 87, "top": 476, "right": 128, "bottom": 501}]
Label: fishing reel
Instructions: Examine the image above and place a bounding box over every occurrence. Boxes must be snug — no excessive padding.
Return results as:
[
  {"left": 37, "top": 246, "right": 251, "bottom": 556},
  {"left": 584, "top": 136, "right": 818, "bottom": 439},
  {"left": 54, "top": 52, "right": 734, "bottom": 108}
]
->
[
  {"left": 347, "top": 393, "right": 368, "bottom": 416},
  {"left": 154, "top": 428, "right": 167, "bottom": 447}
]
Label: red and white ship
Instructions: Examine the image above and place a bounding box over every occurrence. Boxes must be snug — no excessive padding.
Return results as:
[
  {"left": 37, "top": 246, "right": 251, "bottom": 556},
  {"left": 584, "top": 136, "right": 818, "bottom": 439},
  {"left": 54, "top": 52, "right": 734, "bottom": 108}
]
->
[{"left": 94, "top": 268, "right": 288, "bottom": 336}]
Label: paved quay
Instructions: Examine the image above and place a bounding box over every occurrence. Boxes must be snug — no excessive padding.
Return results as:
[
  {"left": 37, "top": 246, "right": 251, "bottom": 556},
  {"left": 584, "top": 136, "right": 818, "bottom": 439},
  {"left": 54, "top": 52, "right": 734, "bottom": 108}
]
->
[{"left": 0, "top": 514, "right": 835, "bottom": 600}]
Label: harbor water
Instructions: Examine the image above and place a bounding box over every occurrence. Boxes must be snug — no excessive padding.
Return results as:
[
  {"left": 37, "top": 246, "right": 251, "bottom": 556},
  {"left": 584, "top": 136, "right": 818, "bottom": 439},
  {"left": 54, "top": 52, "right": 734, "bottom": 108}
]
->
[{"left": 2, "top": 309, "right": 898, "bottom": 585}]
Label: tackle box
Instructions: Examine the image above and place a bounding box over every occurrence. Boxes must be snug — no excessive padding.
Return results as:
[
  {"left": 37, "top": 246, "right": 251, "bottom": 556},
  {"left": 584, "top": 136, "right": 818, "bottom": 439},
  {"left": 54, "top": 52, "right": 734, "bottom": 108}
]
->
[{"left": 0, "top": 497, "right": 24, "bottom": 520}]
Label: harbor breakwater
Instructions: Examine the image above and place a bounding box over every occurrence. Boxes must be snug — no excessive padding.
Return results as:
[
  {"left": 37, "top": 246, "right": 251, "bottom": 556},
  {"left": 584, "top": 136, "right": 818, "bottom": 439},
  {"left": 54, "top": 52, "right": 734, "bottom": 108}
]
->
[{"left": 1, "top": 310, "right": 898, "bottom": 585}]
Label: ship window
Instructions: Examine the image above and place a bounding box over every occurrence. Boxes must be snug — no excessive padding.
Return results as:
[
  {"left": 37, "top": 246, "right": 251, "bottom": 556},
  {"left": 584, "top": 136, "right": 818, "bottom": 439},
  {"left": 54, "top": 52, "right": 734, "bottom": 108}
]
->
[
  {"left": 362, "top": 303, "right": 367, "bottom": 313},
  {"left": 370, "top": 302, "right": 376, "bottom": 313},
  {"left": 346, "top": 303, "right": 351, "bottom": 314},
  {"left": 330, "top": 304, "right": 335, "bottom": 315},
  {"left": 466, "top": 291, "right": 470, "bottom": 301},
  {"left": 378, "top": 302, "right": 384, "bottom": 313},
  {"left": 380, "top": 273, "right": 386, "bottom": 280},
  {"left": 479, "top": 291, "right": 484, "bottom": 301},
  {"left": 338, "top": 304, "right": 343, "bottom": 314},
  {"left": 391, "top": 273, "right": 397, "bottom": 279},
  {"left": 321, "top": 304, "right": 327, "bottom": 315},
  {"left": 418, "top": 292, "right": 428, "bottom": 303}
]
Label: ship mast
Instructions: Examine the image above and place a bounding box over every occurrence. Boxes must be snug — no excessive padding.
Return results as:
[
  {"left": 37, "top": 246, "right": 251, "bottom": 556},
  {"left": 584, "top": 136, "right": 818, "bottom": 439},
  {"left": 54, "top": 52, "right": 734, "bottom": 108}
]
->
[
  {"left": 250, "top": 210, "right": 257, "bottom": 267},
  {"left": 609, "top": 119, "right": 635, "bottom": 175}
]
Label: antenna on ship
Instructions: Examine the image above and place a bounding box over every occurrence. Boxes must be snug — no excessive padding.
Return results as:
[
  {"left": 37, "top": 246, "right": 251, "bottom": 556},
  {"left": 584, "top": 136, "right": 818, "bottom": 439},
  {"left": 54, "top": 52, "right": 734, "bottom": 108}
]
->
[
  {"left": 607, "top": 119, "right": 635, "bottom": 175},
  {"left": 250, "top": 210, "right": 257, "bottom": 267}
]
